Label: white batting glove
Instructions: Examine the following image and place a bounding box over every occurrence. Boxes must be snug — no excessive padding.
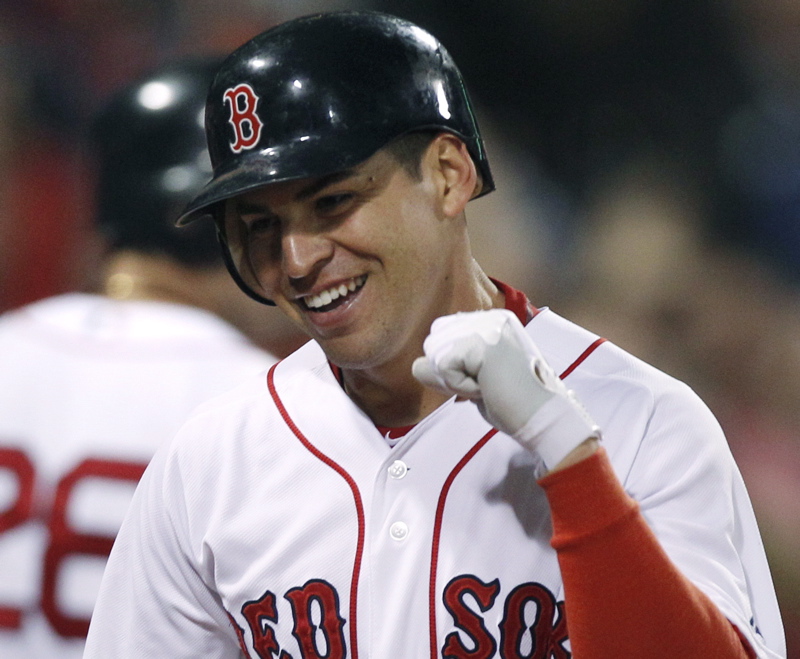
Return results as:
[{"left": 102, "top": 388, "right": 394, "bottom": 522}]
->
[{"left": 412, "top": 309, "right": 600, "bottom": 469}]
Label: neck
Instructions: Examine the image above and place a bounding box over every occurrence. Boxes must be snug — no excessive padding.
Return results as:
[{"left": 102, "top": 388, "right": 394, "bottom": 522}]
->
[
  {"left": 341, "top": 354, "right": 451, "bottom": 428},
  {"left": 341, "top": 264, "right": 505, "bottom": 427},
  {"left": 101, "top": 251, "right": 223, "bottom": 312}
]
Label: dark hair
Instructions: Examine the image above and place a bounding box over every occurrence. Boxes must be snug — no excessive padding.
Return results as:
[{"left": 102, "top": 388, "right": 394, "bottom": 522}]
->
[{"left": 384, "top": 131, "right": 439, "bottom": 181}]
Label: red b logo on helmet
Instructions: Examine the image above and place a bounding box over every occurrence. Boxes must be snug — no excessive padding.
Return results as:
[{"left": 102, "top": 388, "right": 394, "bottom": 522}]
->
[{"left": 223, "top": 84, "right": 264, "bottom": 153}]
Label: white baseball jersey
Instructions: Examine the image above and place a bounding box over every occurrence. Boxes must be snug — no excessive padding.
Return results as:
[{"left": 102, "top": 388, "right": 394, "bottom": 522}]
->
[
  {"left": 0, "top": 293, "right": 277, "bottom": 659},
  {"left": 84, "top": 305, "right": 785, "bottom": 658}
]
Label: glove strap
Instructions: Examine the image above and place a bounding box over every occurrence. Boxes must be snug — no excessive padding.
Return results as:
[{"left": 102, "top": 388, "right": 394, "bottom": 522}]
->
[{"left": 512, "top": 391, "right": 601, "bottom": 470}]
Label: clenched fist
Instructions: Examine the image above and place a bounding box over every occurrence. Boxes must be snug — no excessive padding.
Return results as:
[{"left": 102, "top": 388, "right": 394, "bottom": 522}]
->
[{"left": 412, "top": 309, "right": 600, "bottom": 469}]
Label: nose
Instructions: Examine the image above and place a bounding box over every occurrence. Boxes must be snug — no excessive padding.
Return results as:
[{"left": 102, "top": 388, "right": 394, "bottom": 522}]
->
[{"left": 281, "top": 228, "right": 334, "bottom": 283}]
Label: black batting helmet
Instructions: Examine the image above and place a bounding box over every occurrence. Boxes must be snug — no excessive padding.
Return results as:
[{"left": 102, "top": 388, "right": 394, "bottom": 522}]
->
[
  {"left": 92, "top": 58, "right": 222, "bottom": 266},
  {"left": 176, "top": 10, "right": 494, "bottom": 229}
]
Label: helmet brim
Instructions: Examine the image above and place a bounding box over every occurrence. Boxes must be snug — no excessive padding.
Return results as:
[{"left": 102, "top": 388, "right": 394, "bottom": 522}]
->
[
  {"left": 177, "top": 126, "right": 494, "bottom": 226},
  {"left": 176, "top": 133, "right": 387, "bottom": 226}
]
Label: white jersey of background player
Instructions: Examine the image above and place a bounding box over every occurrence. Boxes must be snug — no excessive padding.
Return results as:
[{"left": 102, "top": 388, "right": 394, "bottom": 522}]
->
[
  {"left": 85, "top": 12, "right": 786, "bottom": 658},
  {"left": 0, "top": 60, "right": 278, "bottom": 658}
]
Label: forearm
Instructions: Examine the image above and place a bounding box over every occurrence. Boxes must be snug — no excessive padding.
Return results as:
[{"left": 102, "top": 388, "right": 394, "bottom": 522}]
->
[
  {"left": 545, "top": 436, "right": 600, "bottom": 474},
  {"left": 539, "top": 448, "right": 755, "bottom": 658}
]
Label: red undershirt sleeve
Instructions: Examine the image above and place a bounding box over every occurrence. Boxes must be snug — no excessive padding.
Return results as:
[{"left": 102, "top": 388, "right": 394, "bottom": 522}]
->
[{"left": 537, "top": 447, "right": 756, "bottom": 658}]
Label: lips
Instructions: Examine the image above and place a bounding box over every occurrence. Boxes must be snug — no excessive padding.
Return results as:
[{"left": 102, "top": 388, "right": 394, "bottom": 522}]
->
[{"left": 301, "top": 275, "right": 367, "bottom": 312}]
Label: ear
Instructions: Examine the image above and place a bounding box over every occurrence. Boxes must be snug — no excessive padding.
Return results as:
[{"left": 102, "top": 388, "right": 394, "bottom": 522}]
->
[{"left": 427, "top": 134, "right": 479, "bottom": 218}]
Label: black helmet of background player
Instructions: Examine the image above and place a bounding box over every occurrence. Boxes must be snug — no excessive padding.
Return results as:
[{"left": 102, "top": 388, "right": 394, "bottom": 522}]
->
[
  {"left": 92, "top": 58, "right": 221, "bottom": 266},
  {"left": 176, "top": 11, "right": 495, "bottom": 304}
]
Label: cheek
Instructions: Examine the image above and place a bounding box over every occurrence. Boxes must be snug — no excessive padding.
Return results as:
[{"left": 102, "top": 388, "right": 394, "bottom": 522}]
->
[
  {"left": 394, "top": 197, "right": 452, "bottom": 271},
  {"left": 273, "top": 297, "right": 308, "bottom": 333},
  {"left": 222, "top": 217, "right": 281, "bottom": 298},
  {"left": 249, "top": 246, "right": 277, "bottom": 287},
  {"left": 236, "top": 237, "right": 284, "bottom": 298},
  {"left": 376, "top": 183, "right": 443, "bottom": 258}
]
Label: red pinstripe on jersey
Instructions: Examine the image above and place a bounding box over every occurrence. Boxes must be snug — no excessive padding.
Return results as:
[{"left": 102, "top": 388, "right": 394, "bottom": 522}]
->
[
  {"left": 428, "top": 428, "right": 499, "bottom": 658},
  {"left": 559, "top": 338, "right": 607, "bottom": 380},
  {"left": 427, "top": 333, "right": 607, "bottom": 657},
  {"left": 267, "top": 363, "right": 364, "bottom": 659}
]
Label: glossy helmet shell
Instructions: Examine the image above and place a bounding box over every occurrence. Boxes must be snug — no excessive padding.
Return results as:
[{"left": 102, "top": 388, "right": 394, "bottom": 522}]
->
[
  {"left": 176, "top": 10, "right": 494, "bottom": 228},
  {"left": 92, "top": 58, "right": 222, "bottom": 265}
]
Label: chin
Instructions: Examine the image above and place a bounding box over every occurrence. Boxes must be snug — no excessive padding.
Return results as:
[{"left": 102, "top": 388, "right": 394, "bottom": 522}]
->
[
  {"left": 317, "top": 335, "right": 385, "bottom": 371},
  {"left": 321, "top": 346, "right": 373, "bottom": 370}
]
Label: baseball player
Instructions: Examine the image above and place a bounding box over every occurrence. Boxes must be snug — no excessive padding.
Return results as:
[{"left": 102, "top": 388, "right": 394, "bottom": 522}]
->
[
  {"left": 0, "top": 59, "right": 277, "bottom": 658},
  {"left": 84, "top": 12, "right": 786, "bottom": 658}
]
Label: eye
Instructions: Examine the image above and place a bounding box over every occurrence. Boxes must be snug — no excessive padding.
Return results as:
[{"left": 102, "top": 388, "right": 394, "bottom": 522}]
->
[
  {"left": 315, "top": 193, "right": 354, "bottom": 216},
  {"left": 246, "top": 215, "right": 279, "bottom": 236}
]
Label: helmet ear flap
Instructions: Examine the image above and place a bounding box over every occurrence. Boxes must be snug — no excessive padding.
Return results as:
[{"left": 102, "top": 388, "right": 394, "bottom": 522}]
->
[{"left": 177, "top": 10, "right": 494, "bottom": 228}]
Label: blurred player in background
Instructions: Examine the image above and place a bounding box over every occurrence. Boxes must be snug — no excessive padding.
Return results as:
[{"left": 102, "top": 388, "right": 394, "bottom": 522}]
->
[{"left": 0, "top": 58, "right": 277, "bottom": 658}]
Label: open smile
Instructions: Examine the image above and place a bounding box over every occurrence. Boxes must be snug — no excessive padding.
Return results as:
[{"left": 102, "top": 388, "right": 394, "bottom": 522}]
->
[{"left": 301, "top": 275, "right": 367, "bottom": 312}]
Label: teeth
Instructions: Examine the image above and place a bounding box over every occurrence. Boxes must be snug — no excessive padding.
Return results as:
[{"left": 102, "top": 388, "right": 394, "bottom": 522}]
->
[{"left": 304, "top": 276, "right": 366, "bottom": 310}]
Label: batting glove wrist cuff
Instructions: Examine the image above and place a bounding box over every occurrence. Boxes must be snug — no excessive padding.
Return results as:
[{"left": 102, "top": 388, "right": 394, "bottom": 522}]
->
[{"left": 511, "top": 390, "right": 601, "bottom": 470}]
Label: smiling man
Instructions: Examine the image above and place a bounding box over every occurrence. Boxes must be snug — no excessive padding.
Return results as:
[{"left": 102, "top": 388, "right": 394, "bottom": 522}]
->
[{"left": 84, "top": 11, "right": 785, "bottom": 658}]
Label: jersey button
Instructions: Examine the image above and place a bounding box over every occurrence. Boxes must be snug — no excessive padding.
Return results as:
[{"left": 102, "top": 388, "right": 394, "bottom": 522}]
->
[
  {"left": 388, "top": 460, "right": 408, "bottom": 479},
  {"left": 389, "top": 521, "right": 409, "bottom": 541}
]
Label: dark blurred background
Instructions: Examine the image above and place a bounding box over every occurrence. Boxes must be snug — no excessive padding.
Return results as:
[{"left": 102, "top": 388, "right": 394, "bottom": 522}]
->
[{"left": 0, "top": 0, "right": 797, "bottom": 652}]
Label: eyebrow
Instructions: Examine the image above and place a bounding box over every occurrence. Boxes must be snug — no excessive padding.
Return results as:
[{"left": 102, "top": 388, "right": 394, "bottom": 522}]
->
[
  {"left": 234, "top": 168, "right": 358, "bottom": 216},
  {"left": 296, "top": 169, "right": 357, "bottom": 200}
]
